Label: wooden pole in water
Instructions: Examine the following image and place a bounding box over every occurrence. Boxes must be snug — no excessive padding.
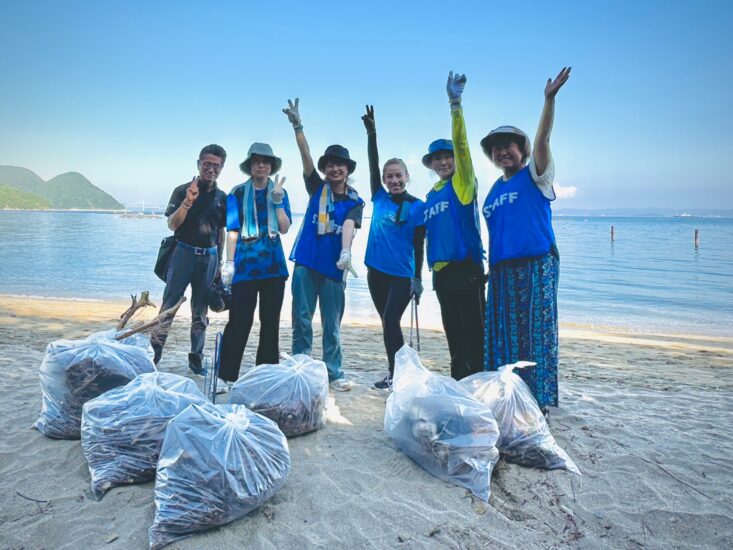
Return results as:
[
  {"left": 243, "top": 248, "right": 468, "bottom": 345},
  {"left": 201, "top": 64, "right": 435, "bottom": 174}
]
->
[
  {"left": 610, "top": 225, "right": 615, "bottom": 242},
  {"left": 694, "top": 229, "right": 700, "bottom": 249}
]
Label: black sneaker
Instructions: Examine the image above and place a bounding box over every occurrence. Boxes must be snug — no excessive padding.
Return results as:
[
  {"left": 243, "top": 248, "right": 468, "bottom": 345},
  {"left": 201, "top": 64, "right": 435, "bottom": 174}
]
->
[
  {"left": 152, "top": 344, "right": 162, "bottom": 365},
  {"left": 373, "top": 374, "right": 393, "bottom": 390},
  {"left": 188, "top": 353, "right": 204, "bottom": 375}
]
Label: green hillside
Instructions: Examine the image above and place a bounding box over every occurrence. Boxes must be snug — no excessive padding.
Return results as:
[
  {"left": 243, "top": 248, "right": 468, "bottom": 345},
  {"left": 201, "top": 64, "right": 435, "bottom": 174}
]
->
[
  {"left": 46, "top": 172, "right": 124, "bottom": 209},
  {"left": 0, "top": 166, "right": 47, "bottom": 196},
  {"left": 0, "top": 185, "right": 50, "bottom": 209},
  {"left": 0, "top": 165, "right": 124, "bottom": 210}
]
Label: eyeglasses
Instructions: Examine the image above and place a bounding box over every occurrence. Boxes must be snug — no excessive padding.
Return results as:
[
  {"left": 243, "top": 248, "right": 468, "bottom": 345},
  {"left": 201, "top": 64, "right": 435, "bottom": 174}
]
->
[{"left": 199, "top": 160, "right": 223, "bottom": 171}]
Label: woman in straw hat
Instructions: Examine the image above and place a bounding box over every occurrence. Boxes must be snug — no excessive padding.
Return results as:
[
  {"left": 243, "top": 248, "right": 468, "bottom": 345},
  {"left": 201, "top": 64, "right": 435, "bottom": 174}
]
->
[
  {"left": 282, "top": 98, "right": 365, "bottom": 392},
  {"left": 480, "top": 67, "right": 571, "bottom": 416},
  {"left": 361, "top": 104, "right": 426, "bottom": 390},
  {"left": 422, "top": 71, "right": 486, "bottom": 381},
  {"left": 217, "top": 143, "right": 292, "bottom": 389}
]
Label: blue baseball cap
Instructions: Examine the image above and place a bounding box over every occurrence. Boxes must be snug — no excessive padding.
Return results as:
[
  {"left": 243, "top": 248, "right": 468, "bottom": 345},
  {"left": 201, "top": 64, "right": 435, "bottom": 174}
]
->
[{"left": 422, "top": 139, "right": 454, "bottom": 168}]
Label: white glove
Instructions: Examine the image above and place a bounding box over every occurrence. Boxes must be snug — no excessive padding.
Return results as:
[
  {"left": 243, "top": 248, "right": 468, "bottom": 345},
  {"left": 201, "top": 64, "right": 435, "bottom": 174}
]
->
[
  {"left": 221, "top": 260, "right": 234, "bottom": 285},
  {"left": 336, "top": 249, "right": 357, "bottom": 278}
]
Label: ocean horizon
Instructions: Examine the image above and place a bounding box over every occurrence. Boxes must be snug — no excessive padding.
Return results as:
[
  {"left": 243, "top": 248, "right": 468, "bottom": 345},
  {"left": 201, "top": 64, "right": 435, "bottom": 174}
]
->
[{"left": 1, "top": 211, "right": 731, "bottom": 337}]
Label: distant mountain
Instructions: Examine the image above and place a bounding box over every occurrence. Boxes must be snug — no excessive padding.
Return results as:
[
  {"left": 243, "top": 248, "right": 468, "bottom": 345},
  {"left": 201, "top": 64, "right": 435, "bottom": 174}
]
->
[
  {"left": 45, "top": 172, "right": 123, "bottom": 209},
  {"left": 0, "top": 184, "right": 50, "bottom": 209},
  {"left": 0, "top": 166, "right": 123, "bottom": 210}
]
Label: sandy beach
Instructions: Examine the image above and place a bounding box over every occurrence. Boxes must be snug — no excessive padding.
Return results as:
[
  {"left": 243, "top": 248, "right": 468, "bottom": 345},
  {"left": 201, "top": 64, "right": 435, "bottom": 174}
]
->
[{"left": 0, "top": 294, "right": 732, "bottom": 549}]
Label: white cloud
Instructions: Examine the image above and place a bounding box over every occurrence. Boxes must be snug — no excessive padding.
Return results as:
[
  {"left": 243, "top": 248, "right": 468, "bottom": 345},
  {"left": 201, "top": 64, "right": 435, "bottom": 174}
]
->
[{"left": 554, "top": 183, "right": 577, "bottom": 199}]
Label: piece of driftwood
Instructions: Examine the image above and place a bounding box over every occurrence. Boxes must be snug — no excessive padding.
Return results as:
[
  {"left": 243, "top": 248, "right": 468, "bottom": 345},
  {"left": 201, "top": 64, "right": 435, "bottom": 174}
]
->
[
  {"left": 116, "top": 292, "right": 156, "bottom": 329},
  {"left": 115, "top": 297, "right": 186, "bottom": 341}
]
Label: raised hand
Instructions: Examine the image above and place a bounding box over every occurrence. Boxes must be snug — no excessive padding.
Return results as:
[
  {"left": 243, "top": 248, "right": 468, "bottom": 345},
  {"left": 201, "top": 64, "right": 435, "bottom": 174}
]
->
[
  {"left": 362, "top": 104, "right": 376, "bottom": 134},
  {"left": 271, "top": 174, "right": 286, "bottom": 205},
  {"left": 446, "top": 71, "right": 467, "bottom": 101},
  {"left": 184, "top": 176, "right": 199, "bottom": 207},
  {"left": 545, "top": 67, "right": 571, "bottom": 99},
  {"left": 282, "top": 98, "right": 301, "bottom": 127}
]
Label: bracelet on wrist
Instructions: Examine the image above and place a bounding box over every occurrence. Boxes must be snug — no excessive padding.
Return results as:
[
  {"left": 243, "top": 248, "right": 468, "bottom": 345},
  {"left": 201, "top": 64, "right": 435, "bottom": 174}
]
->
[
  {"left": 181, "top": 202, "right": 192, "bottom": 210},
  {"left": 293, "top": 124, "right": 303, "bottom": 131}
]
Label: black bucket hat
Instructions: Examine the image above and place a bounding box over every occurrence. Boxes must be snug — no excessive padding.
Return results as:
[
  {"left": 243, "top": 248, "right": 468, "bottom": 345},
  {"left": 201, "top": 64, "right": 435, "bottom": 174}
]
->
[
  {"left": 317, "top": 144, "right": 356, "bottom": 174},
  {"left": 239, "top": 142, "right": 282, "bottom": 176}
]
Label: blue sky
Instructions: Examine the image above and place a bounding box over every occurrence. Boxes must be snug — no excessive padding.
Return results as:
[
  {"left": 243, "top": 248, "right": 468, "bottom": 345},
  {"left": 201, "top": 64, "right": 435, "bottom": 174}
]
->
[{"left": 1, "top": 0, "right": 731, "bottom": 211}]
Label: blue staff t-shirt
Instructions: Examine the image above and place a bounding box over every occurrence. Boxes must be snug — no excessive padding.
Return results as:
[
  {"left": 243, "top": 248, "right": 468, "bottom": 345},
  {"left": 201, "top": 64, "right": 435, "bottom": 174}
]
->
[{"left": 365, "top": 189, "right": 425, "bottom": 278}]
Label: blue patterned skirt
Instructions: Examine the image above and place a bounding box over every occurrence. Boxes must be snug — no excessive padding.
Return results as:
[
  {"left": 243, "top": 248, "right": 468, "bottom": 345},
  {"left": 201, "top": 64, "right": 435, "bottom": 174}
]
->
[{"left": 484, "top": 252, "right": 559, "bottom": 408}]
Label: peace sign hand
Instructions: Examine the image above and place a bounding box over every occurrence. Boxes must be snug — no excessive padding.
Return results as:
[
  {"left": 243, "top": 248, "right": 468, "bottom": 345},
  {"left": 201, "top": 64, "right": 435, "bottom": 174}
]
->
[
  {"left": 362, "top": 104, "right": 376, "bottom": 134},
  {"left": 545, "top": 67, "right": 571, "bottom": 99},
  {"left": 271, "top": 175, "right": 286, "bottom": 205},
  {"left": 282, "top": 98, "right": 301, "bottom": 127},
  {"left": 184, "top": 176, "right": 199, "bottom": 207}
]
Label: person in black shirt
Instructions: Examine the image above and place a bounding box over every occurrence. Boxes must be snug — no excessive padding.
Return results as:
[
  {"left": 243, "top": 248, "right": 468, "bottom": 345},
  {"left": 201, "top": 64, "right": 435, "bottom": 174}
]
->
[{"left": 151, "top": 144, "right": 228, "bottom": 373}]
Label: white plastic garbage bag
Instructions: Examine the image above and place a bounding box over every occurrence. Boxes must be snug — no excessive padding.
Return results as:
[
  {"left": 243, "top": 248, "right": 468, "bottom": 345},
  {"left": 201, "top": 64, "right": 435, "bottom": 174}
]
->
[
  {"left": 461, "top": 362, "right": 580, "bottom": 474},
  {"left": 228, "top": 354, "right": 328, "bottom": 437},
  {"left": 384, "top": 346, "right": 500, "bottom": 501},
  {"left": 33, "top": 330, "right": 156, "bottom": 439},
  {"left": 81, "top": 372, "right": 208, "bottom": 499},
  {"left": 148, "top": 403, "right": 291, "bottom": 549}
]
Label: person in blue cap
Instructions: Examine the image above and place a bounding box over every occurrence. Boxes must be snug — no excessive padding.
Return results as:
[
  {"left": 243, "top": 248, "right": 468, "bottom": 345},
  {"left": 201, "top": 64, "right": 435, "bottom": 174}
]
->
[
  {"left": 480, "top": 67, "right": 571, "bottom": 417},
  {"left": 361, "top": 105, "right": 426, "bottom": 390},
  {"left": 422, "top": 72, "right": 486, "bottom": 381},
  {"left": 282, "top": 98, "right": 365, "bottom": 392},
  {"left": 216, "top": 143, "right": 292, "bottom": 391}
]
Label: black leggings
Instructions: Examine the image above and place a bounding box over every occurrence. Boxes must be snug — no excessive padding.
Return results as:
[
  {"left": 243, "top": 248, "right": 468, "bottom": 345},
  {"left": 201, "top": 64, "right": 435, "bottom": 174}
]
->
[
  {"left": 367, "top": 268, "right": 413, "bottom": 374},
  {"left": 218, "top": 277, "right": 286, "bottom": 382},
  {"left": 433, "top": 260, "right": 486, "bottom": 380}
]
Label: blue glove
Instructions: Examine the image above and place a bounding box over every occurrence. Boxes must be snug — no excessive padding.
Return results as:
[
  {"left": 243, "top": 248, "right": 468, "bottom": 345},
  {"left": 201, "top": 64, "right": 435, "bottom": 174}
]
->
[{"left": 446, "top": 71, "right": 467, "bottom": 102}]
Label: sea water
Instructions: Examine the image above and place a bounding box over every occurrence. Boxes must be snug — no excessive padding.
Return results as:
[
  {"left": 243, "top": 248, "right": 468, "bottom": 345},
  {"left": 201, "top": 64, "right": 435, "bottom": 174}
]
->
[{"left": 1, "top": 212, "right": 731, "bottom": 337}]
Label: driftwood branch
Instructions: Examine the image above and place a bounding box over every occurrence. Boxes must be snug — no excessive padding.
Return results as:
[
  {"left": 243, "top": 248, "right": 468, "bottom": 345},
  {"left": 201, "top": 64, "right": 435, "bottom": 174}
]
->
[
  {"left": 116, "top": 291, "right": 156, "bottom": 329},
  {"left": 115, "top": 297, "right": 186, "bottom": 340}
]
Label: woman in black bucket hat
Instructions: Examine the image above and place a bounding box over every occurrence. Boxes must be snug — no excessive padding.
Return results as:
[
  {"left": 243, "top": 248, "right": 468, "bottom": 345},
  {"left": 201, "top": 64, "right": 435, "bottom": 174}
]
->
[
  {"left": 216, "top": 142, "right": 292, "bottom": 391},
  {"left": 282, "top": 98, "right": 365, "bottom": 392},
  {"left": 421, "top": 72, "right": 486, "bottom": 381},
  {"left": 480, "top": 67, "right": 571, "bottom": 417}
]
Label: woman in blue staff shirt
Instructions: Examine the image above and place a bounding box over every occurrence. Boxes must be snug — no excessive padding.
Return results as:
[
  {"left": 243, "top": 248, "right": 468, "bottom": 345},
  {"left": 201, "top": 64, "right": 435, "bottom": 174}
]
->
[
  {"left": 218, "top": 143, "right": 292, "bottom": 389},
  {"left": 422, "top": 72, "right": 486, "bottom": 381},
  {"left": 361, "top": 105, "right": 426, "bottom": 390},
  {"left": 480, "top": 67, "right": 571, "bottom": 416},
  {"left": 282, "top": 98, "right": 365, "bottom": 392}
]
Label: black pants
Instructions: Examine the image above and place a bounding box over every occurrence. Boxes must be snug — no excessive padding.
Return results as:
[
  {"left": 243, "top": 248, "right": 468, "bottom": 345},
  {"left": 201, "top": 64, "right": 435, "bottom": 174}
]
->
[
  {"left": 433, "top": 260, "right": 486, "bottom": 380},
  {"left": 218, "top": 277, "right": 286, "bottom": 382},
  {"left": 367, "top": 268, "right": 413, "bottom": 375}
]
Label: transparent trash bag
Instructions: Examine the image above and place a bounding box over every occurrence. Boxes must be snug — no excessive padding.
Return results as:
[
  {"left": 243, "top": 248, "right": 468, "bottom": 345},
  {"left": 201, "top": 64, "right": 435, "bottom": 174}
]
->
[
  {"left": 461, "top": 362, "right": 580, "bottom": 474},
  {"left": 228, "top": 354, "right": 328, "bottom": 437},
  {"left": 33, "top": 330, "right": 156, "bottom": 439},
  {"left": 384, "top": 346, "right": 500, "bottom": 502},
  {"left": 81, "top": 372, "right": 208, "bottom": 499},
  {"left": 148, "top": 403, "right": 291, "bottom": 550}
]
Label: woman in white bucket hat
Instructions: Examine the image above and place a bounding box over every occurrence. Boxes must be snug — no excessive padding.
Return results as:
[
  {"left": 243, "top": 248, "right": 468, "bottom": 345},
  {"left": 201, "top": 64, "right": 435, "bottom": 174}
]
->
[{"left": 480, "top": 67, "right": 571, "bottom": 417}]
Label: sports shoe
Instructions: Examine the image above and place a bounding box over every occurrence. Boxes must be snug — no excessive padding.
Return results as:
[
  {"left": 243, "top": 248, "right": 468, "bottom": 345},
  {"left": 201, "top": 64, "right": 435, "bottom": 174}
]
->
[
  {"left": 373, "top": 374, "right": 393, "bottom": 390},
  {"left": 188, "top": 353, "right": 204, "bottom": 375},
  {"left": 152, "top": 344, "right": 162, "bottom": 365},
  {"left": 215, "top": 378, "right": 231, "bottom": 394},
  {"left": 330, "top": 378, "right": 353, "bottom": 392}
]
